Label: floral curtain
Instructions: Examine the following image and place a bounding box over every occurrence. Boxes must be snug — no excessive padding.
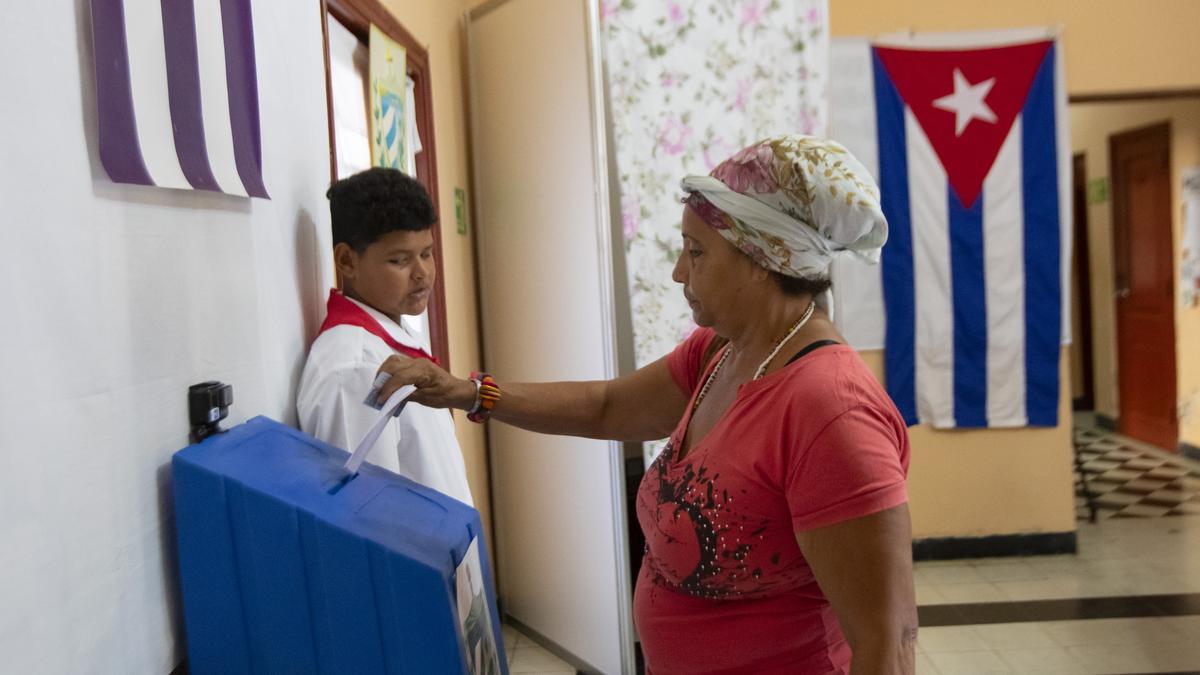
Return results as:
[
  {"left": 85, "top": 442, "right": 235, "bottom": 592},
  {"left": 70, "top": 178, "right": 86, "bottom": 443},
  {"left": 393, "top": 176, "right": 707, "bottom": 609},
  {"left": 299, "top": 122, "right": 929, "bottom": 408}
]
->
[{"left": 600, "top": 0, "right": 829, "bottom": 461}]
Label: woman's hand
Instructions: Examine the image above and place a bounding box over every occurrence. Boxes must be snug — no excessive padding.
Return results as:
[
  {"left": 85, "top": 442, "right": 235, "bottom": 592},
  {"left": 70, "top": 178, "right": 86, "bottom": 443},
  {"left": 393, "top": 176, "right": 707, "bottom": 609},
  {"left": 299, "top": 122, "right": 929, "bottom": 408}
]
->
[
  {"left": 374, "top": 355, "right": 477, "bottom": 411},
  {"left": 370, "top": 352, "right": 688, "bottom": 441}
]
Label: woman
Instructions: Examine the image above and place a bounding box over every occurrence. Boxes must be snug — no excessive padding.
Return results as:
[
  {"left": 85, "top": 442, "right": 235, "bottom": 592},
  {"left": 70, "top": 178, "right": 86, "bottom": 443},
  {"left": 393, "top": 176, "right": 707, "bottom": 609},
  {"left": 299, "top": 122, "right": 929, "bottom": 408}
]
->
[{"left": 373, "top": 135, "right": 916, "bottom": 674}]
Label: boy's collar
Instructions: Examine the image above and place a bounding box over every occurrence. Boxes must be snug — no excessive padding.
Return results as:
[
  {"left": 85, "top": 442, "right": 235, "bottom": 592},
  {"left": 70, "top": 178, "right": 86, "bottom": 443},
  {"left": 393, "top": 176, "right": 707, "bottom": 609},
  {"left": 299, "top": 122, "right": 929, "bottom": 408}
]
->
[
  {"left": 319, "top": 289, "right": 438, "bottom": 364},
  {"left": 341, "top": 294, "right": 421, "bottom": 349}
]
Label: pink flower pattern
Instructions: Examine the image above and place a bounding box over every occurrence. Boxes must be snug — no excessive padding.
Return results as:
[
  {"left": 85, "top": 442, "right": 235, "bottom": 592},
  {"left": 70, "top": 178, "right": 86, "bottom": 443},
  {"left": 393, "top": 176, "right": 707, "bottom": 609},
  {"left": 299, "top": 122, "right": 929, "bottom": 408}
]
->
[
  {"left": 685, "top": 194, "right": 732, "bottom": 230},
  {"left": 622, "top": 194, "right": 642, "bottom": 241},
  {"left": 658, "top": 117, "right": 693, "bottom": 156},
  {"left": 600, "top": 0, "right": 618, "bottom": 23},
  {"left": 600, "top": 0, "right": 827, "bottom": 415},
  {"left": 734, "top": 78, "right": 751, "bottom": 112},
  {"left": 668, "top": 3, "right": 686, "bottom": 25},
  {"left": 712, "top": 144, "right": 778, "bottom": 194},
  {"left": 740, "top": 0, "right": 766, "bottom": 28},
  {"left": 703, "top": 137, "right": 735, "bottom": 171}
]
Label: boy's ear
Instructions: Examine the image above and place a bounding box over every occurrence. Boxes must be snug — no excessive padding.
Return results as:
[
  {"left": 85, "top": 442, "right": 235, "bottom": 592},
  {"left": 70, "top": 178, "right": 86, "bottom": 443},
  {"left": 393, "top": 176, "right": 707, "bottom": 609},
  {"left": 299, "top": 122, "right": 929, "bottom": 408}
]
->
[{"left": 333, "top": 243, "right": 359, "bottom": 280}]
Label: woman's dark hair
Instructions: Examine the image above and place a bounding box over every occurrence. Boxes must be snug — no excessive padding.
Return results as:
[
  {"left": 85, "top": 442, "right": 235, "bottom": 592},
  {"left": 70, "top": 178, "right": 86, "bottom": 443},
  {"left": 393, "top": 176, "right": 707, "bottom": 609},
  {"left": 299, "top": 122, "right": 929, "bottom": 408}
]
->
[
  {"left": 327, "top": 167, "right": 436, "bottom": 252},
  {"left": 771, "top": 271, "right": 832, "bottom": 298}
]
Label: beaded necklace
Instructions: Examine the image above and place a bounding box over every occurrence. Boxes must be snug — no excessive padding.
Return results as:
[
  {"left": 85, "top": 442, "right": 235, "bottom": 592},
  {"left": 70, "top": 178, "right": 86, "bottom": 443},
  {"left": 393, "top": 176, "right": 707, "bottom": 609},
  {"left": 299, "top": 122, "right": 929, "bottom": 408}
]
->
[{"left": 692, "top": 301, "right": 816, "bottom": 411}]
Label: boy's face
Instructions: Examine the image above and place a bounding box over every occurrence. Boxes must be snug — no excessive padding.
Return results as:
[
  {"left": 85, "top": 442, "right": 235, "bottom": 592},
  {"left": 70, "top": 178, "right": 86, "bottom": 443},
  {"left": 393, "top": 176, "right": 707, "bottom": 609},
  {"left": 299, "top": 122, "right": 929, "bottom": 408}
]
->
[{"left": 337, "top": 229, "right": 436, "bottom": 321}]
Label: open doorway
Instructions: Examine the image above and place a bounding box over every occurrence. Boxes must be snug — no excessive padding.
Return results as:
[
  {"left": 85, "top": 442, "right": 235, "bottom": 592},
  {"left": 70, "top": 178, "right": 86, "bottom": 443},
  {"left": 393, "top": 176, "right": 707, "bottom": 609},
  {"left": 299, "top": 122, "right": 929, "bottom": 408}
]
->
[
  {"left": 320, "top": 0, "right": 451, "bottom": 366},
  {"left": 1071, "top": 153, "right": 1096, "bottom": 411}
]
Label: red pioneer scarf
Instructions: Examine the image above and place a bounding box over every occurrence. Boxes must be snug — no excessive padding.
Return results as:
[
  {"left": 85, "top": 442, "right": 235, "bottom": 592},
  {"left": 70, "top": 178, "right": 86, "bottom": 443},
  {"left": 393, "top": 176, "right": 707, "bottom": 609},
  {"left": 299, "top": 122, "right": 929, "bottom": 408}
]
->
[{"left": 317, "top": 289, "right": 440, "bottom": 364}]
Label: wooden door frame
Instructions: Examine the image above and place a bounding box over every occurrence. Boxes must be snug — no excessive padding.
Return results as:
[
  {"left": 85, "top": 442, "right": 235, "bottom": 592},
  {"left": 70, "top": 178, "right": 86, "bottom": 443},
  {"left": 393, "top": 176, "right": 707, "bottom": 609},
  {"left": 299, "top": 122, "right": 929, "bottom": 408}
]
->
[
  {"left": 319, "top": 0, "right": 451, "bottom": 368},
  {"left": 1071, "top": 153, "right": 1096, "bottom": 411},
  {"left": 1109, "top": 121, "right": 1178, "bottom": 446}
]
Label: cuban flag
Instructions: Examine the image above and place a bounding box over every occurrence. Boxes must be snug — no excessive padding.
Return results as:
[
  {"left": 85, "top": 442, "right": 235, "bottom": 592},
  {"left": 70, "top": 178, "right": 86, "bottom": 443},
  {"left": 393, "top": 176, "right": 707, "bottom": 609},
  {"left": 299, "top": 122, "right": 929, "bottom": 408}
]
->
[
  {"left": 829, "top": 29, "right": 1071, "bottom": 429},
  {"left": 91, "top": 0, "right": 268, "bottom": 198}
]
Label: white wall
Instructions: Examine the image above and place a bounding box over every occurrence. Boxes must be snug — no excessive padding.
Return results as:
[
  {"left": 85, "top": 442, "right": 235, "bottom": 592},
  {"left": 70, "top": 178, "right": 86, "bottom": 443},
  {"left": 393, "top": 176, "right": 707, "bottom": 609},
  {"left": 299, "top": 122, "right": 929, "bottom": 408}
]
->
[{"left": 0, "top": 0, "right": 334, "bottom": 672}]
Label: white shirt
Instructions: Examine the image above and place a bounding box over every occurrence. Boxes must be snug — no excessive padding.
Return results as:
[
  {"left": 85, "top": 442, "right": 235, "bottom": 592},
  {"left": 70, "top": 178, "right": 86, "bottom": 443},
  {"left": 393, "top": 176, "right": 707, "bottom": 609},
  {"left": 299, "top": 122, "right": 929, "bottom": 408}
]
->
[{"left": 296, "top": 297, "right": 474, "bottom": 505}]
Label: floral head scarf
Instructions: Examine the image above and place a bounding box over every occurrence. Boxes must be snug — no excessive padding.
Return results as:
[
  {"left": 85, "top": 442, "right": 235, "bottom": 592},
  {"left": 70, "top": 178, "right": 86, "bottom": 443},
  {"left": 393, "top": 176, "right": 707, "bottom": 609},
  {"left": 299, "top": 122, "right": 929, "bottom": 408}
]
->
[{"left": 681, "top": 135, "right": 888, "bottom": 279}]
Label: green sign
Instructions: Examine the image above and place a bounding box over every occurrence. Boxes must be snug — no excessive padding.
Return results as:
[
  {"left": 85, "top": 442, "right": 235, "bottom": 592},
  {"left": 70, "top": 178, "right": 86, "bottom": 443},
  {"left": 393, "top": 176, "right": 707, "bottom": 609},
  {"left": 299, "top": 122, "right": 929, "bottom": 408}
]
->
[
  {"left": 1087, "top": 177, "right": 1109, "bottom": 204},
  {"left": 454, "top": 187, "right": 468, "bottom": 235}
]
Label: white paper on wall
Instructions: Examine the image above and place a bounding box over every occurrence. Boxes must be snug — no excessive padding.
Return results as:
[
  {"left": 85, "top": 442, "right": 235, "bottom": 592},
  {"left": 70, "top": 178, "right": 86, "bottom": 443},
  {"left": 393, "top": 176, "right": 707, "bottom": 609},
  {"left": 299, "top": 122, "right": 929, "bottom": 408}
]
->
[{"left": 1182, "top": 167, "right": 1200, "bottom": 308}]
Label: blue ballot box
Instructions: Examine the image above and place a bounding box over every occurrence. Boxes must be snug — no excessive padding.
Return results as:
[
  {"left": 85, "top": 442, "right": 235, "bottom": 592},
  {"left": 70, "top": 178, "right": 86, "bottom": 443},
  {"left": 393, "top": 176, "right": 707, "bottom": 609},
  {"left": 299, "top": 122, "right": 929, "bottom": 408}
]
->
[{"left": 172, "top": 416, "right": 507, "bottom": 675}]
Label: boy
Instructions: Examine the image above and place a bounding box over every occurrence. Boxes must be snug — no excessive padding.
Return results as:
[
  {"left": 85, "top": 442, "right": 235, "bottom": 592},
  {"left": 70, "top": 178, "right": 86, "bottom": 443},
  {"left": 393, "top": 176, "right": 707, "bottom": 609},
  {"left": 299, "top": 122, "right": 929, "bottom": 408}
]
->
[{"left": 297, "top": 167, "right": 473, "bottom": 505}]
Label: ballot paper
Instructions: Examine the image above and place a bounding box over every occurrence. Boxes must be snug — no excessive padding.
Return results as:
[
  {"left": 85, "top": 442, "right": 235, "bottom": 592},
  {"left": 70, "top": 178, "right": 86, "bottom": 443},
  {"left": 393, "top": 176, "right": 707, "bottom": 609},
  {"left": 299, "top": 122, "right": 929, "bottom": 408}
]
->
[{"left": 344, "top": 383, "right": 417, "bottom": 474}]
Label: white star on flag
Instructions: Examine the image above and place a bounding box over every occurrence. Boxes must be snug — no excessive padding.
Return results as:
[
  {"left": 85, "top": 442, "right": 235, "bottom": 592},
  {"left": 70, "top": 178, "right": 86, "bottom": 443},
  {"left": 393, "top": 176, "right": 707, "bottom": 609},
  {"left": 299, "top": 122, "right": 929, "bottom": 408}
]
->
[{"left": 933, "top": 68, "right": 998, "bottom": 136}]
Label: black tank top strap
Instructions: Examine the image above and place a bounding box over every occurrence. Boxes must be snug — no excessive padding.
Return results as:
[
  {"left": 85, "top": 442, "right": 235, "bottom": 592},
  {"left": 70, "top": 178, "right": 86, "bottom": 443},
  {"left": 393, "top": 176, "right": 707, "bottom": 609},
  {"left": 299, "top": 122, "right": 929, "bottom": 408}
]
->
[{"left": 784, "top": 339, "right": 842, "bottom": 366}]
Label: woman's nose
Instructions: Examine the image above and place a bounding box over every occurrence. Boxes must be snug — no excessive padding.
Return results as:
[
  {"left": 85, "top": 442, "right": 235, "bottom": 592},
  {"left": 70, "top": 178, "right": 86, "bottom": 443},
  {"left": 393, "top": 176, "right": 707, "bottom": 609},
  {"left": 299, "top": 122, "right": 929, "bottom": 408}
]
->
[{"left": 671, "top": 251, "right": 686, "bottom": 284}]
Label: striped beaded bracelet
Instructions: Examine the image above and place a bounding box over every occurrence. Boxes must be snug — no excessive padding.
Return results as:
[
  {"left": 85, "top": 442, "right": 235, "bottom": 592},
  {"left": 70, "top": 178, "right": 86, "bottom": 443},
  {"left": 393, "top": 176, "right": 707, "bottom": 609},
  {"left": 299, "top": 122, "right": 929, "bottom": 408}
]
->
[{"left": 467, "top": 372, "right": 501, "bottom": 423}]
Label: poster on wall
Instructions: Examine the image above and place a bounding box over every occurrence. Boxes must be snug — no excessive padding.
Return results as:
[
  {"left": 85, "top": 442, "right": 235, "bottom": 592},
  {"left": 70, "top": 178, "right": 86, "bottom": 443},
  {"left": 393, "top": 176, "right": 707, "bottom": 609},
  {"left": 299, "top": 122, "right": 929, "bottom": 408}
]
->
[
  {"left": 1183, "top": 167, "right": 1200, "bottom": 308},
  {"left": 455, "top": 538, "right": 502, "bottom": 675},
  {"left": 90, "top": 0, "right": 268, "bottom": 197},
  {"left": 368, "top": 24, "right": 407, "bottom": 170}
]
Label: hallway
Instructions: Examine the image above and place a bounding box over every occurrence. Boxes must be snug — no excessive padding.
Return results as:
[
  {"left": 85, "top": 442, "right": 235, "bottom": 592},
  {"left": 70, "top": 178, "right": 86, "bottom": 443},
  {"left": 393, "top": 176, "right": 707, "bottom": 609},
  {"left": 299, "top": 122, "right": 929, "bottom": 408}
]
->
[{"left": 912, "top": 421, "right": 1200, "bottom": 673}]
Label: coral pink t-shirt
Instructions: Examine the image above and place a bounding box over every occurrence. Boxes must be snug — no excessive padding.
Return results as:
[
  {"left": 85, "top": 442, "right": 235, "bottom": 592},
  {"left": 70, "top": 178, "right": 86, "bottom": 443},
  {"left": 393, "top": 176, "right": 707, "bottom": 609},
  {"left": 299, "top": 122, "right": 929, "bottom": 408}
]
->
[{"left": 634, "top": 328, "right": 910, "bottom": 674}]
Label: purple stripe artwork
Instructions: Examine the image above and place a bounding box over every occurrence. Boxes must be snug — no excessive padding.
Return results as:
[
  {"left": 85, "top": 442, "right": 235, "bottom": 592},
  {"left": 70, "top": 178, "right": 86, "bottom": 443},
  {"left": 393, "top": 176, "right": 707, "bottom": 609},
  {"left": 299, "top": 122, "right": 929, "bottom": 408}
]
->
[
  {"left": 91, "top": 0, "right": 155, "bottom": 187},
  {"left": 90, "top": 0, "right": 268, "bottom": 198},
  {"left": 219, "top": 0, "right": 269, "bottom": 198},
  {"left": 159, "top": 0, "right": 222, "bottom": 192}
]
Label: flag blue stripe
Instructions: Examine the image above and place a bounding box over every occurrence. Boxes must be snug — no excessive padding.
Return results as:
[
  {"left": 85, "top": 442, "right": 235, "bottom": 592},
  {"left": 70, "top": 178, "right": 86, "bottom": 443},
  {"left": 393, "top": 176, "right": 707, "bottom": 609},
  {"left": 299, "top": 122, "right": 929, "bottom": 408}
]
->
[
  {"left": 1021, "top": 45, "right": 1062, "bottom": 426},
  {"left": 949, "top": 190, "right": 988, "bottom": 427},
  {"left": 873, "top": 49, "right": 918, "bottom": 425}
]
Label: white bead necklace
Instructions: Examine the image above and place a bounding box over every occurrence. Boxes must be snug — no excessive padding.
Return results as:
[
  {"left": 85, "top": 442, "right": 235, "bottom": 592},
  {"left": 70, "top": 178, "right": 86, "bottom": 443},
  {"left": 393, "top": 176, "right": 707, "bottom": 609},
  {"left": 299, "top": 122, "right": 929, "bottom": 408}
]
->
[{"left": 692, "top": 301, "right": 816, "bottom": 411}]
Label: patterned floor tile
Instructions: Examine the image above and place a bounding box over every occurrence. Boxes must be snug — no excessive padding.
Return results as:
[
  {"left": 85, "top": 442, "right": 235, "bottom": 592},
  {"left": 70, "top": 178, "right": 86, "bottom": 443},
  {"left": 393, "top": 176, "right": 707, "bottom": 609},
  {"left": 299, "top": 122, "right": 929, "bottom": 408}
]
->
[
  {"left": 1147, "top": 466, "right": 1190, "bottom": 480},
  {"left": 1122, "top": 478, "right": 1171, "bottom": 494},
  {"left": 1074, "top": 424, "right": 1200, "bottom": 521},
  {"left": 1113, "top": 504, "right": 1173, "bottom": 518},
  {"left": 1169, "top": 501, "right": 1200, "bottom": 515},
  {"left": 1097, "top": 468, "right": 1141, "bottom": 482}
]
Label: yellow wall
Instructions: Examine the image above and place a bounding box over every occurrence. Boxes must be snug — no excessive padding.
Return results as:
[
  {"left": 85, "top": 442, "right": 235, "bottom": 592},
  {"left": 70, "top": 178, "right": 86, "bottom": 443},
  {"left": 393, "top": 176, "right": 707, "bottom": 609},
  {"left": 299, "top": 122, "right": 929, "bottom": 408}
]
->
[
  {"left": 826, "top": 0, "right": 1200, "bottom": 539},
  {"left": 384, "top": 0, "right": 1200, "bottom": 544},
  {"left": 857, "top": 351, "right": 1079, "bottom": 538},
  {"left": 830, "top": 0, "right": 1200, "bottom": 96},
  {"left": 1070, "top": 98, "right": 1200, "bottom": 446},
  {"left": 378, "top": 0, "right": 492, "bottom": 540}
]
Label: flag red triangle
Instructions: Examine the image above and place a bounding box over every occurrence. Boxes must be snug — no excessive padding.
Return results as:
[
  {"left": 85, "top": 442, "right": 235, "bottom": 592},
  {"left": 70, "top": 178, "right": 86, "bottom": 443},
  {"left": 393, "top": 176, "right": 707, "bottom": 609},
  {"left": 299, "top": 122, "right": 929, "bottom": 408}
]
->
[{"left": 874, "top": 40, "right": 1052, "bottom": 208}]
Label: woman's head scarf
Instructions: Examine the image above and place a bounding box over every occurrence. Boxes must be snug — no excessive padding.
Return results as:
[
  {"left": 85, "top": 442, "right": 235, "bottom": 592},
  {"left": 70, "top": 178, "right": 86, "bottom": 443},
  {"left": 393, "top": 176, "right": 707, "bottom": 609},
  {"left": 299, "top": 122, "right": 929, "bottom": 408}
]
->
[{"left": 681, "top": 135, "right": 888, "bottom": 280}]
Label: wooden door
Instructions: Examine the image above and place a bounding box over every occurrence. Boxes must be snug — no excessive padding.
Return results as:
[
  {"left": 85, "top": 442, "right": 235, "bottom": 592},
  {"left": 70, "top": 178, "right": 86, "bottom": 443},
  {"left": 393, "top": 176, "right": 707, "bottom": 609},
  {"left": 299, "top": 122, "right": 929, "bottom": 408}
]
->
[{"left": 1110, "top": 122, "right": 1178, "bottom": 450}]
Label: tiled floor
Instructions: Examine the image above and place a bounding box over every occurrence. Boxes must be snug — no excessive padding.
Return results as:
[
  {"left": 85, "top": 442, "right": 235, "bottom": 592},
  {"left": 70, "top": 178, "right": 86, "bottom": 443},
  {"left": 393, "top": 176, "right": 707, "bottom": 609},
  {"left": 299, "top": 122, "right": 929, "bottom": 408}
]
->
[
  {"left": 501, "top": 622, "right": 578, "bottom": 674},
  {"left": 913, "top": 417, "right": 1200, "bottom": 673},
  {"left": 913, "top": 500, "right": 1200, "bottom": 673},
  {"left": 1074, "top": 425, "right": 1200, "bottom": 520},
  {"left": 914, "top": 518, "right": 1200, "bottom": 607}
]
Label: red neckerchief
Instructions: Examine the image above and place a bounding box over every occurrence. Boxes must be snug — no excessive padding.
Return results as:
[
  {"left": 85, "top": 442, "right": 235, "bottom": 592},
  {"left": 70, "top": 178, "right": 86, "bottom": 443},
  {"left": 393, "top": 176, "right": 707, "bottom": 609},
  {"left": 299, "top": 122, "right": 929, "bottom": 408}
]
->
[{"left": 317, "top": 289, "right": 440, "bottom": 365}]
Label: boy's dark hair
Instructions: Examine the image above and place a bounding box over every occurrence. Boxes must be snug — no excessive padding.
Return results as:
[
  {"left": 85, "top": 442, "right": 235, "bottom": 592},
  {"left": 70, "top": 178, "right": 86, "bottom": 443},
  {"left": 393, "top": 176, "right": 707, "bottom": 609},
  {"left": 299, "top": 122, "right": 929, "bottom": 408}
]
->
[{"left": 327, "top": 167, "right": 436, "bottom": 252}]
